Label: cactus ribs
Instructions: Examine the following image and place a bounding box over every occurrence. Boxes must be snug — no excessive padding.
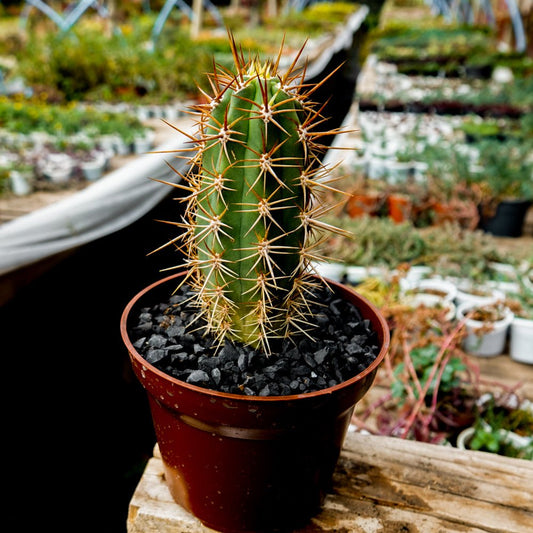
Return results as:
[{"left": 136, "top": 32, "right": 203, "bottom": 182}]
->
[{"left": 153, "top": 34, "right": 349, "bottom": 355}]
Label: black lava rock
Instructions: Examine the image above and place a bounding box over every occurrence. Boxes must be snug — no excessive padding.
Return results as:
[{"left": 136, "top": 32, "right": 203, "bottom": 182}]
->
[{"left": 129, "top": 282, "right": 380, "bottom": 396}]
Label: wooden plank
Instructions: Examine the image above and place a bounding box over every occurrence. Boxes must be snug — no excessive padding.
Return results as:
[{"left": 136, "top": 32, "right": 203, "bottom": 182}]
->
[
  {"left": 475, "top": 355, "right": 533, "bottom": 398},
  {"left": 127, "top": 457, "right": 203, "bottom": 533},
  {"left": 127, "top": 431, "right": 533, "bottom": 533},
  {"left": 319, "top": 431, "right": 532, "bottom": 533}
]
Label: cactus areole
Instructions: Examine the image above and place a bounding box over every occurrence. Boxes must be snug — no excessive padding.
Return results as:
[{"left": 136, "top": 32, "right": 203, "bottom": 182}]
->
[{"left": 165, "top": 37, "right": 345, "bottom": 354}]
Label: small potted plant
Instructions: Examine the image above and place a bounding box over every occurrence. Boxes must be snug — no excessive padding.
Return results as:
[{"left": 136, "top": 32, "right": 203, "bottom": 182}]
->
[
  {"left": 120, "top": 36, "right": 390, "bottom": 533},
  {"left": 422, "top": 145, "right": 480, "bottom": 231},
  {"left": 401, "top": 278, "right": 457, "bottom": 321},
  {"left": 456, "top": 393, "right": 533, "bottom": 459},
  {"left": 39, "top": 151, "right": 76, "bottom": 184},
  {"left": 352, "top": 296, "right": 479, "bottom": 444},
  {"left": 455, "top": 280, "right": 505, "bottom": 308},
  {"left": 8, "top": 159, "right": 34, "bottom": 196},
  {"left": 344, "top": 176, "right": 386, "bottom": 219},
  {"left": 404, "top": 277, "right": 457, "bottom": 302},
  {"left": 79, "top": 149, "right": 107, "bottom": 181},
  {"left": 471, "top": 139, "right": 533, "bottom": 238},
  {"left": 456, "top": 300, "right": 514, "bottom": 357},
  {"left": 132, "top": 128, "right": 155, "bottom": 154}
]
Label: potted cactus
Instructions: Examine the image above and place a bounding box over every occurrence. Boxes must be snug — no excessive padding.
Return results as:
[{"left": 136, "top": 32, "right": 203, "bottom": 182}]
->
[{"left": 120, "top": 36, "right": 389, "bottom": 533}]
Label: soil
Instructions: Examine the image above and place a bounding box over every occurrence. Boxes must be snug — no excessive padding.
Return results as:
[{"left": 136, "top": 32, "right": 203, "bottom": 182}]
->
[
  {"left": 469, "top": 304, "right": 507, "bottom": 322},
  {"left": 128, "top": 281, "right": 381, "bottom": 396}
]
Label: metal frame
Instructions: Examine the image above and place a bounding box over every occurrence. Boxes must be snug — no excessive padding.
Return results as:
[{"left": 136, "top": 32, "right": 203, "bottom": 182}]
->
[
  {"left": 150, "top": 0, "right": 223, "bottom": 45},
  {"left": 20, "top": 0, "right": 110, "bottom": 31},
  {"left": 426, "top": 0, "right": 526, "bottom": 52}
]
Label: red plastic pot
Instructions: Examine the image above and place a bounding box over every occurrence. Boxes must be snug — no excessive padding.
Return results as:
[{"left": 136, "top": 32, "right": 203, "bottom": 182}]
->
[
  {"left": 121, "top": 273, "right": 390, "bottom": 532},
  {"left": 346, "top": 191, "right": 383, "bottom": 218},
  {"left": 387, "top": 193, "right": 412, "bottom": 223}
]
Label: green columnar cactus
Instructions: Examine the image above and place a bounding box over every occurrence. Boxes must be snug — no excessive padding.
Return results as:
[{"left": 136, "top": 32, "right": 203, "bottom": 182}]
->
[{"left": 167, "top": 37, "right": 344, "bottom": 354}]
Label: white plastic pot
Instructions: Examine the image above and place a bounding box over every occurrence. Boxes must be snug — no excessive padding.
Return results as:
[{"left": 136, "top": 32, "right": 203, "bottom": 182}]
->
[
  {"left": 133, "top": 130, "right": 156, "bottom": 154},
  {"left": 115, "top": 138, "right": 130, "bottom": 155},
  {"left": 344, "top": 266, "right": 369, "bottom": 284},
  {"left": 164, "top": 105, "right": 180, "bottom": 121},
  {"left": 413, "top": 161, "right": 428, "bottom": 183},
  {"left": 9, "top": 170, "right": 33, "bottom": 196},
  {"left": 457, "top": 302, "right": 513, "bottom": 357},
  {"left": 403, "top": 265, "right": 432, "bottom": 285},
  {"left": 136, "top": 106, "right": 152, "bottom": 121},
  {"left": 456, "top": 426, "right": 476, "bottom": 450},
  {"left": 80, "top": 151, "right": 107, "bottom": 181},
  {"left": 408, "top": 278, "right": 457, "bottom": 302},
  {"left": 367, "top": 155, "right": 388, "bottom": 180},
  {"left": 523, "top": 270, "right": 533, "bottom": 292},
  {"left": 345, "top": 265, "right": 391, "bottom": 284},
  {"left": 509, "top": 317, "right": 533, "bottom": 364},
  {"left": 41, "top": 154, "right": 75, "bottom": 184},
  {"left": 310, "top": 261, "right": 345, "bottom": 282},
  {"left": 383, "top": 160, "right": 414, "bottom": 184},
  {"left": 133, "top": 137, "right": 152, "bottom": 154},
  {"left": 98, "top": 134, "right": 121, "bottom": 154},
  {"left": 455, "top": 282, "right": 505, "bottom": 307},
  {"left": 404, "top": 293, "right": 456, "bottom": 321}
]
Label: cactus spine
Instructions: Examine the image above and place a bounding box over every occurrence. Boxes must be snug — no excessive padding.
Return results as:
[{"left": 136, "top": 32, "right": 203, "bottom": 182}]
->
[{"left": 166, "top": 37, "right": 344, "bottom": 354}]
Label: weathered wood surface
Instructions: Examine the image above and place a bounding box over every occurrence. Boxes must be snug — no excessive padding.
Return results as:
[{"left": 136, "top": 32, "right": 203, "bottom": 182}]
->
[
  {"left": 475, "top": 356, "right": 533, "bottom": 398},
  {"left": 127, "top": 430, "right": 533, "bottom": 533}
]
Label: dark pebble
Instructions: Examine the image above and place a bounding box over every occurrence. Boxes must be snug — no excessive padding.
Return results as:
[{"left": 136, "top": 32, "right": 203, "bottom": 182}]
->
[
  {"left": 187, "top": 370, "right": 210, "bottom": 384},
  {"left": 146, "top": 348, "right": 166, "bottom": 365},
  {"left": 148, "top": 334, "right": 167, "bottom": 348},
  {"left": 313, "top": 347, "right": 329, "bottom": 365},
  {"left": 211, "top": 368, "right": 221, "bottom": 385},
  {"left": 133, "top": 337, "right": 145, "bottom": 350}
]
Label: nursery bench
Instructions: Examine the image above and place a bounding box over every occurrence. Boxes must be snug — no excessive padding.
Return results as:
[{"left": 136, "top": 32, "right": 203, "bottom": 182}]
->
[{"left": 127, "top": 430, "right": 533, "bottom": 533}]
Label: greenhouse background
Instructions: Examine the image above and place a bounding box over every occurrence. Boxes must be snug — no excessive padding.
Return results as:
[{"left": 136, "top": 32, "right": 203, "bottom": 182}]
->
[{"left": 0, "top": 1, "right": 531, "bottom": 532}]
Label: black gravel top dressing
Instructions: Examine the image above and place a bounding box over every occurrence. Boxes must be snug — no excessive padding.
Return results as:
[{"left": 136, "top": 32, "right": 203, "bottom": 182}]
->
[{"left": 129, "top": 283, "right": 380, "bottom": 396}]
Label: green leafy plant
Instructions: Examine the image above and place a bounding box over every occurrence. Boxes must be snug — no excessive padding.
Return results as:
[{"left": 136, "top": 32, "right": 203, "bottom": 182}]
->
[
  {"left": 0, "top": 97, "right": 147, "bottom": 140},
  {"left": 9, "top": 3, "right": 361, "bottom": 104},
  {"left": 469, "top": 395, "right": 533, "bottom": 459},
  {"left": 391, "top": 345, "right": 466, "bottom": 401},
  {"left": 15, "top": 25, "right": 212, "bottom": 103},
  {"left": 472, "top": 138, "right": 533, "bottom": 206},
  {"left": 461, "top": 119, "right": 502, "bottom": 141},
  {"left": 317, "top": 216, "right": 516, "bottom": 272},
  {"left": 319, "top": 216, "right": 427, "bottom": 268},
  {"left": 159, "top": 36, "right": 344, "bottom": 353}
]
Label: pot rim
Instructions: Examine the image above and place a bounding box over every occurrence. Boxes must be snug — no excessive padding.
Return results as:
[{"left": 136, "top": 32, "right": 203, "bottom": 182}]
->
[
  {"left": 457, "top": 302, "right": 514, "bottom": 326},
  {"left": 121, "top": 272, "right": 390, "bottom": 403},
  {"left": 511, "top": 315, "right": 533, "bottom": 326}
]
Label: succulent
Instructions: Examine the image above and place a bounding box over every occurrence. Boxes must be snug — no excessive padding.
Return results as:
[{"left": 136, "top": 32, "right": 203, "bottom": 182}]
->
[{"left": 160, "top": 35, "right": 345, "bottom": 353}]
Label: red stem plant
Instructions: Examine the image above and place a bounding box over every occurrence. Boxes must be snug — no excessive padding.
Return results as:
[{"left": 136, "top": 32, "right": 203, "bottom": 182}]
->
[{"left": 352, "top": 272, "right": 524, "bottom": 444}]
